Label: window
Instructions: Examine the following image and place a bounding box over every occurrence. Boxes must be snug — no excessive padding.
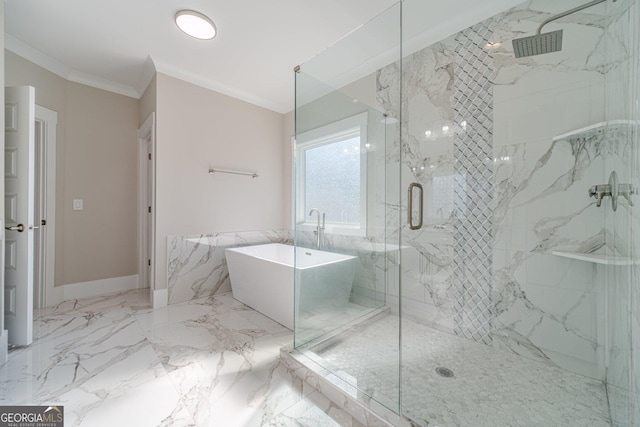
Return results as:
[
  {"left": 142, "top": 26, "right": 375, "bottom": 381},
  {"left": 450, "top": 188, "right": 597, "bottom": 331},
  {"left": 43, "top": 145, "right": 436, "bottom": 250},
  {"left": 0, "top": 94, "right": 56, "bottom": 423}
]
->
[{"left": 296, "top": 113, "right": 368, "bottom": 236}]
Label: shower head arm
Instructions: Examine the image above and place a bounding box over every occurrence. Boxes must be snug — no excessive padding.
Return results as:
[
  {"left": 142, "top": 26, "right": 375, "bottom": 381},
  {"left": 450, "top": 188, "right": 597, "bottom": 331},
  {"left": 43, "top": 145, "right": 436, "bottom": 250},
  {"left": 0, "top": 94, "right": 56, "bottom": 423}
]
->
[{"left": 536, "top": 0, "right": 607, "bottom": 34}]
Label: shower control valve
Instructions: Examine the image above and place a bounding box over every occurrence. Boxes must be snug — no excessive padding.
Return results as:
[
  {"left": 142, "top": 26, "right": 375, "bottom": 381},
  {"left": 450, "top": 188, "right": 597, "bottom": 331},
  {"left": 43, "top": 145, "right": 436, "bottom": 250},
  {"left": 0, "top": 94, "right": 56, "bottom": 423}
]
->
[
  {"left": 588, "top": 184, "right": 611, "bottom": 207},
  {"left": 588, "top": 171, "right": 636, "bottom": 211}
]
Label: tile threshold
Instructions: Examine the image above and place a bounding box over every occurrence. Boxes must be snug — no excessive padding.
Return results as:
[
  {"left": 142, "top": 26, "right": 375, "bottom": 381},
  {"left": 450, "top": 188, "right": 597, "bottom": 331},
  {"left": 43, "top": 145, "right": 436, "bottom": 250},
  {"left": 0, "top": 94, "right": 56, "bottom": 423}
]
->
[{"left": 281, "top": 347, "right": 406, "bottom": 427}]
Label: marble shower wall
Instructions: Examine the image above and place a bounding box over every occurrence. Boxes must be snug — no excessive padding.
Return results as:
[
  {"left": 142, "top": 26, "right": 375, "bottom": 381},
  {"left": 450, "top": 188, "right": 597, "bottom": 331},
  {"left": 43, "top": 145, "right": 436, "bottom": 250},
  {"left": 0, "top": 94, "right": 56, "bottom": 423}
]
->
[
  {"left": 377, "top": 0, "right": 608, "bottom": 379},
  {"left": 490, "top": 0, "right": 607, "bottom": 380},
  {"left": 166, "top": 230, "right": 290, "bottom": 305}
]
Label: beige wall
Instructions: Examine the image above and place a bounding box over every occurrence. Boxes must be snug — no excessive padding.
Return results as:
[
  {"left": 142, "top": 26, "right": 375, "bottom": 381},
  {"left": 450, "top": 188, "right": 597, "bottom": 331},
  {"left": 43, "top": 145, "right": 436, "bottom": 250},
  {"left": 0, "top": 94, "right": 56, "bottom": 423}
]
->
[
  {"left": 5, "top": 51, "right": 139, "bottom": 286},
  {"left": 63, "top": 82, "right": 139, "bottom": 284},
  {"left": 5, "top": 53, "right": 291, "bottom": 293},
  {"left": 154, "top": 73, "right": 285, "bottom": 289}
]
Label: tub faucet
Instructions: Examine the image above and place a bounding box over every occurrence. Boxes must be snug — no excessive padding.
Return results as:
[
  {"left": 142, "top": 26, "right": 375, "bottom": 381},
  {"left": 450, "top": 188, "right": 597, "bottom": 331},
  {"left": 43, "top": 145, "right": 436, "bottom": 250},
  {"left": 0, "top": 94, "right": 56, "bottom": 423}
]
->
[{"left": 309, "top": 208, "right": 325, "bottom": 249}]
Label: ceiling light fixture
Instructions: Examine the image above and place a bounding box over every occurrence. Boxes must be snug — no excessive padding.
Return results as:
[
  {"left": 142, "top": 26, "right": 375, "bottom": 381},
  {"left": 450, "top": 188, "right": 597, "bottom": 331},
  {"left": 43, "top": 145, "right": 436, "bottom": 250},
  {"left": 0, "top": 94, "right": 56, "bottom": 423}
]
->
[{"left": 175, "top": 10, "right": 217, "bottom": 40}]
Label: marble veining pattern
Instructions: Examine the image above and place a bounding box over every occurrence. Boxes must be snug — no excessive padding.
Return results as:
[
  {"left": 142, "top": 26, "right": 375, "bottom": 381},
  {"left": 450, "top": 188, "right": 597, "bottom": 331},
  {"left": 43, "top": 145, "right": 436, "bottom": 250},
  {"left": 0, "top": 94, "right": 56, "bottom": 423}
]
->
[
  {"left": 0, "top": 289, "right": 356, "bottom": 427},
  {"left": 376, "top": 33, "right": 458, "bottom": 335},
  {"left": 488, "top": 0, "right": 609, "bottom": 379},
  {"left": 167, "top": 230, "right": 289, "bottom": 305},
  {"left": 372, "top": 0, "right": 610, "bottom": 380}
]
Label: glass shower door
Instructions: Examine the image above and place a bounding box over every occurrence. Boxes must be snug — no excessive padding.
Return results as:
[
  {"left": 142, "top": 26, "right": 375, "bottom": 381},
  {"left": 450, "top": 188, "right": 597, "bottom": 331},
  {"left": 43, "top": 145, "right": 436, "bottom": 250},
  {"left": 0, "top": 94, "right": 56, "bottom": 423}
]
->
[
  {"left": 603, "top": 0, "right": 640, "bottom": 425},
  {"left": 398, "top": 0, "right": 635, "bottom": 425}
]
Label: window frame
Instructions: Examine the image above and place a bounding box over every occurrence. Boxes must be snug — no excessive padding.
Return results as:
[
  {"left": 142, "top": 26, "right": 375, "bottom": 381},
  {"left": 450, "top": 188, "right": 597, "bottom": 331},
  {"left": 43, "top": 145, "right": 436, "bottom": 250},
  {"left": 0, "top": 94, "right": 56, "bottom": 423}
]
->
[{"left": 295, "top": 112, "right": 368, "bottom": 237}]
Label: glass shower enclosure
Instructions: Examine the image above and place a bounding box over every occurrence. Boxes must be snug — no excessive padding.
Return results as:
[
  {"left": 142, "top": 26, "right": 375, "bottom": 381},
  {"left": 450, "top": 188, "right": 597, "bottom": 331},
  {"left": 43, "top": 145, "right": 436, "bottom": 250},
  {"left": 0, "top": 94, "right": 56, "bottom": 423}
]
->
[
  {"left": 293, "top": 3, "right": 402, "bottom": 413},
  {"left": 293, "top": 0, "right": 640, "bottom": 425}
]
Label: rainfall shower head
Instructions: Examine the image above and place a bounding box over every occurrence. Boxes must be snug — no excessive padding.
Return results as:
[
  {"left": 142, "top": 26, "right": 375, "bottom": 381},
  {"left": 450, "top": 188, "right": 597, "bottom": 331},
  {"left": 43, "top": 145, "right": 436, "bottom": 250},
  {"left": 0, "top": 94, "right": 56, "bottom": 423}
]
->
[
  {"left": 511, "top": 0, "right": 609, "bottom": 58},
  {"left": 512, "top": 29, "right": 563, "bottom": 58}
]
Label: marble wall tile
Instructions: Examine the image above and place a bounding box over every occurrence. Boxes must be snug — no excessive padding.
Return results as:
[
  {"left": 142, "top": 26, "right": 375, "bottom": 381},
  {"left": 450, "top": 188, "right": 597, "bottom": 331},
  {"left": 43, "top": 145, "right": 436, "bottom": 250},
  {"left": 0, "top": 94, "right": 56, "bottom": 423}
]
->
[
  {"left": 373, "top": 0, "right": 610, "bottom": 379},
  {"left": 167, "top": 229, "right": 287, "bottom": 305},
  {"left": 375, "top": 30, "right": 459, "bottom": 334}
]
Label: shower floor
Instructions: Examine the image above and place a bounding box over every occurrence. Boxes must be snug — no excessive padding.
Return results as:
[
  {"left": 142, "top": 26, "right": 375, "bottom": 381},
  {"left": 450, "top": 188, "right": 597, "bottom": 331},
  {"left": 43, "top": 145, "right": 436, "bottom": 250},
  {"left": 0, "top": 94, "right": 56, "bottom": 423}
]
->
[{"left": 311, "top": 314, "right": 610, "bottom": 427}]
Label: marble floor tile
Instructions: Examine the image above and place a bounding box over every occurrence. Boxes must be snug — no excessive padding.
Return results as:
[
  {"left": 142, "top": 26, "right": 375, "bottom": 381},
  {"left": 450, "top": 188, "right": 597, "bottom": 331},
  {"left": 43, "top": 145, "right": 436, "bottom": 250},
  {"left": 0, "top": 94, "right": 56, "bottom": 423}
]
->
[
  {"left": 5, "top": 288, "right": 612, "bottom": 427},
  {"left": 0, "top": 290, "right": 305, "bottom": 427},
  {"left": 264, "top": 390, "right": 364, "bottom": 427}
]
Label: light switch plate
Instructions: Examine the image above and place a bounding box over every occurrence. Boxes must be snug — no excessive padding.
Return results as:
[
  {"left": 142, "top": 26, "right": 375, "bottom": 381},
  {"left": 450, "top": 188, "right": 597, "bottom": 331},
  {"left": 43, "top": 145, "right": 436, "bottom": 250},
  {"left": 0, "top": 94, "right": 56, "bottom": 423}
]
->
[{"left": 73, "top": 199, "right": 84, "bottom": 211}]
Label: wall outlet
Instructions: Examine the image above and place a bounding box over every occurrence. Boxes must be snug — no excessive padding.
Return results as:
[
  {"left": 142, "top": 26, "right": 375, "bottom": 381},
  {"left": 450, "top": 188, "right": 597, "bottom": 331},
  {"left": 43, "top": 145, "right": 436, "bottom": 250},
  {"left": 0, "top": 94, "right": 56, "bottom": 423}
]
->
[{"left": 73, "top": 199, "right": 84, "bottom": 211}]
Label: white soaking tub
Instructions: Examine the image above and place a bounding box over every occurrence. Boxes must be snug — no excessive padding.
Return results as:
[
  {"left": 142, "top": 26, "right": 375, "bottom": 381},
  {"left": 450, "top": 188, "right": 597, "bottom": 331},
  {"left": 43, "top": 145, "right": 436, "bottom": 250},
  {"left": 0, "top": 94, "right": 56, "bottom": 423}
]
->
[{"left": 225, "top": 243, "right": 356, "bottom": 329}]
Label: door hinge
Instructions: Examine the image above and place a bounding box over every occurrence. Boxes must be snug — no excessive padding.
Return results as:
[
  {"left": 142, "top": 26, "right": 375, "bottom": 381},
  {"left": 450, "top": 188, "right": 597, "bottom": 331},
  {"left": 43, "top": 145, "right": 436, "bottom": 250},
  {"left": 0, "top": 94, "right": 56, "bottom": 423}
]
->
[
  {"left": 148, "top": 153, "right": 151, "bottom": 160},
  {"left": 41, "top": 219, "right": 46, "bottom": 226},
  {"left": 148, "top": 206, "right": 151, "bottom": 213},
  {"left": 148, "top": 259, "right": 151, "bottom": 266}
]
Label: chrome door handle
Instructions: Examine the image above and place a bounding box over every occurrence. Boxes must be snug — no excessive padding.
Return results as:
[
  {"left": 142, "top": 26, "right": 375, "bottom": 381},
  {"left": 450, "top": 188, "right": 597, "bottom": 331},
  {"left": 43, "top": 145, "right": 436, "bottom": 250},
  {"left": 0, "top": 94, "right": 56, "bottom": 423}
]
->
[
  {"left": 408, "top": 182, "right": 424, "bottom": 230},
  {"left": 5, "top": 224, "right": 25, "bottom": 232},
  {"left": 29, "top": 226, "right": 39, "bottom": 230}
]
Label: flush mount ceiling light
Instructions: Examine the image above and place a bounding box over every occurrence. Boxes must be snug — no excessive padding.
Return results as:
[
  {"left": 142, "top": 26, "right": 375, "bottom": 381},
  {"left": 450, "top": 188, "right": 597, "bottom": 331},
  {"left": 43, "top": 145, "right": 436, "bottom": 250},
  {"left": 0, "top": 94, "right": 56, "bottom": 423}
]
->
[{"left": 175, "top": 10, "right": 217, "bottom": 40}]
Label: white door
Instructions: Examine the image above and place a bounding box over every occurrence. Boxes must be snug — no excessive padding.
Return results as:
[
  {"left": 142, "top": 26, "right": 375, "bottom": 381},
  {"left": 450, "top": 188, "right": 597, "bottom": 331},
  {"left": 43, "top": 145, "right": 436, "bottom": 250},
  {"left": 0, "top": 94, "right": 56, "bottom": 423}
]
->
[{"left": 4, "top": 86, "right": 35, "bottom": 346}]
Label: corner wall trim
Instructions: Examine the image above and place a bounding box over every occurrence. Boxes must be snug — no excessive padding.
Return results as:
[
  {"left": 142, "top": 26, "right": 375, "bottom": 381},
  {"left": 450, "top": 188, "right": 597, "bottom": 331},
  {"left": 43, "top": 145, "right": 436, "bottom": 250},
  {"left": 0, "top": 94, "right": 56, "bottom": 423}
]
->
[
  {"left": 152, "top": 289, "right": 168, "bottom": 309},
  {"left": 49, "top": 275, "right": 140, "bottom": 306}
]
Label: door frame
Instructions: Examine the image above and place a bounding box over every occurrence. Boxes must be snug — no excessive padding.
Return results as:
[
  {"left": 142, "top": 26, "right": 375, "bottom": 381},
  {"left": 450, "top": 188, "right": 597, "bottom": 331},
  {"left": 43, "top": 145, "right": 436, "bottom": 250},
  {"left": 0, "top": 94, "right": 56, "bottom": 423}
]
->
[
  {"left": 34, "top": 105, "right": 56, "bottom": 309},
  {"left": 138, "top": 113, "right": 156, "bottom": 290}
]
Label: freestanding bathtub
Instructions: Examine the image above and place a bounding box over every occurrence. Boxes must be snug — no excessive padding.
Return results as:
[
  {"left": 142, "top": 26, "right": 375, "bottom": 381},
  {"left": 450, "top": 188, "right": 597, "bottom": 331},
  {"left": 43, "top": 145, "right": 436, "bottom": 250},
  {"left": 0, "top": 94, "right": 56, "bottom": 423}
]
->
[{"left": 225, "top": 243, "right": 356, "bottom": 329}]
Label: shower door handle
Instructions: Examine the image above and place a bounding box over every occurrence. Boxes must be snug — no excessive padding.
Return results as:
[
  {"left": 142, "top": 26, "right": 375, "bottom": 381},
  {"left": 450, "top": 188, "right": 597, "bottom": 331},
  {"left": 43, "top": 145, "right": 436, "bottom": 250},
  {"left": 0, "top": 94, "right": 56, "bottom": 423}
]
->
[{"left": 408, "top": 183, "right": 423, "bottom": 230}]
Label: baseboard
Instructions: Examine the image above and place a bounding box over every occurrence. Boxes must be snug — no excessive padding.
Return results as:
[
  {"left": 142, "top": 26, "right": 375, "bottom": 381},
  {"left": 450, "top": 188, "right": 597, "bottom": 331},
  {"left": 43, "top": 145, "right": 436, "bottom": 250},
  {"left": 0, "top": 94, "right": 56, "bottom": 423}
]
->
[
  {"left": 48, "top": 275, "right": 140, "bottom": 305},
  {"left": 0, "top": 330, "right": 8, "bottom": 365},
  {"left": 152, "top": 289, "right": 168, "bottom": 309}
]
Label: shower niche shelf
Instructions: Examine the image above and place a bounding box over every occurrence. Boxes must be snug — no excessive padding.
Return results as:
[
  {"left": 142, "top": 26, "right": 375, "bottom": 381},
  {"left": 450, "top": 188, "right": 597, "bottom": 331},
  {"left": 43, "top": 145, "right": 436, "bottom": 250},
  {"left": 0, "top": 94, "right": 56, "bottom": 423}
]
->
[
  {"left": 551, "top": 250, "right": 640, "bottom": 266},
  {"left": 553, "top": 120, "right": 637, "bottom": 142}
]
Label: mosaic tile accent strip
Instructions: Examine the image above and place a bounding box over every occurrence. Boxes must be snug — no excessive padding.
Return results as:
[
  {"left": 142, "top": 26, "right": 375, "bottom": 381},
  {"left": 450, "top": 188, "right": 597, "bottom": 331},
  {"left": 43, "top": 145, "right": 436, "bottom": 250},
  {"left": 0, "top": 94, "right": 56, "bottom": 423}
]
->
[{"left": 452, "top": 19, "right": 495, "bottom": 345}]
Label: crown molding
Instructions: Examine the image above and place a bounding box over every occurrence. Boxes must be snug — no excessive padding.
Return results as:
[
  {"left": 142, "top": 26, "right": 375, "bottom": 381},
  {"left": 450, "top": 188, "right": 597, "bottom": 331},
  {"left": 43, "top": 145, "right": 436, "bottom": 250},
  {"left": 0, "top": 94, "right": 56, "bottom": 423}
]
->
[
  {"left": 5, "top": 34, "right": 140, "bottom": 99},
  {"left": 5, "top": 34, "right": 71, "bottom": 78},
  {"left": 67, "top": 70, "right": 139, "bottom": 98}
]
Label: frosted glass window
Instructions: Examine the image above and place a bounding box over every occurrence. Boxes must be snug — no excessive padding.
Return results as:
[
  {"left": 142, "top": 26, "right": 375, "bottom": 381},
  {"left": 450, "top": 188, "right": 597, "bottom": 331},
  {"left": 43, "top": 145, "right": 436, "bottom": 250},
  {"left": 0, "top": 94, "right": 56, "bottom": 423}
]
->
[
  {"left": 296, "top": 112, "right": 368, "bottom": 236},
  {"left": 305, "top": 136, "right": 361, "bottom": 224}
]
